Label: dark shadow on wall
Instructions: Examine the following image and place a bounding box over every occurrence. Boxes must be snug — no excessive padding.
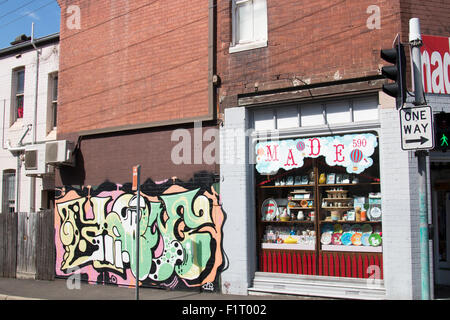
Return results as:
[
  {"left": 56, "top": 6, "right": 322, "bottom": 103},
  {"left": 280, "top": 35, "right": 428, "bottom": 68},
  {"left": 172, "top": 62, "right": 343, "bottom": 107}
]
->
[{"left": 58, "top": 146, "right": 86, "bottom": 187}]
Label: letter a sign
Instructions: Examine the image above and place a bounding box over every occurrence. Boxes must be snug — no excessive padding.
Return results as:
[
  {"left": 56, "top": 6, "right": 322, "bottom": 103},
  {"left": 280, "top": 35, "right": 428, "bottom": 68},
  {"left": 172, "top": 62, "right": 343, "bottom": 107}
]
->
[{"left": 400, "top": 106, "right": 434, "bottom": 150}]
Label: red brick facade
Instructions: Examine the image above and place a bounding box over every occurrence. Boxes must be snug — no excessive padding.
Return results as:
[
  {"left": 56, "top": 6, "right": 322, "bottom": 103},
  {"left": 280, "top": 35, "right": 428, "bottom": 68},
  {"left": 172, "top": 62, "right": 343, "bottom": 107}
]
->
[
  {"left": 56, "top": 0, "right": 211, "bottom": 136},
  {"left": 216, "top": 0, "right": 450, "bottom": 109},
  {"left": 217, "top": 0, "right": 401, "bottom": 109}
]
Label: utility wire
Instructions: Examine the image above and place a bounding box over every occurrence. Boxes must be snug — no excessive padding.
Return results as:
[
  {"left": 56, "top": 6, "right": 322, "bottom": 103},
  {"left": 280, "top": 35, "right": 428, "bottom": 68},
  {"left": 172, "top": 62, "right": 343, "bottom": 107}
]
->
[
  {"left": 0, "top": 0, "right": 36, "bottom": 20},
  {"left": 0, "top": 0, "right": 54, "bottom": 28}
]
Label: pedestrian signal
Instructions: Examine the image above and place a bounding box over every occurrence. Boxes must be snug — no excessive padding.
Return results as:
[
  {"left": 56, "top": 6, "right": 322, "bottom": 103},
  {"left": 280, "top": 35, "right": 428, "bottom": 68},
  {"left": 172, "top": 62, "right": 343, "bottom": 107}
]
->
[{"left": 434, "top": 112, "right": 450, "bottom": 152}]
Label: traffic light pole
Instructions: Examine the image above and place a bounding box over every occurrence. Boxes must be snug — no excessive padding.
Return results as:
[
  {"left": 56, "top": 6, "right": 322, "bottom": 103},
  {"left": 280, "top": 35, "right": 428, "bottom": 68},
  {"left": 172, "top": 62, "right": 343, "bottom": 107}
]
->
[{"left": 410, "top": 18, "right": 430, "bottom": 300}]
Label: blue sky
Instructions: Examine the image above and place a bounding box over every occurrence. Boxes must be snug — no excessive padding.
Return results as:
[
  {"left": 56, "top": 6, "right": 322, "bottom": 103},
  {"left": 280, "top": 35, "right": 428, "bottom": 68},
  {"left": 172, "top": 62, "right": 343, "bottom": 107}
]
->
[{"left": 0, "top": 0, "right": 60, "bottom": 50}]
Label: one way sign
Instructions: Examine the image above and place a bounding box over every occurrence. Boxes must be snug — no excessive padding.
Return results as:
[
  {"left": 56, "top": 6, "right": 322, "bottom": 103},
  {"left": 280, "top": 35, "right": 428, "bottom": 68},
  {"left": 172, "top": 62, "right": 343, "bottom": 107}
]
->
[{"left": 400, "top": 105, "right": 434, "bottom": 151}]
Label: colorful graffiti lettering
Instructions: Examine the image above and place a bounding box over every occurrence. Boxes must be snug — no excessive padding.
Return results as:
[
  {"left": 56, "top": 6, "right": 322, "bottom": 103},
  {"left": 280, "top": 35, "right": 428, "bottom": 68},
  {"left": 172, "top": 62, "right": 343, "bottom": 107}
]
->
[{"left": 54, "top": 176, "right": 227, "bottom": 291}]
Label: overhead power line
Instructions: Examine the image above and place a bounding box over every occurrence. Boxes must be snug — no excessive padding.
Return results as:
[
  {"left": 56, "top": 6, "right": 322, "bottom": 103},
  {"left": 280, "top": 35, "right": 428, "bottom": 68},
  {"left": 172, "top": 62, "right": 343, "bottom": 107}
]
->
[
  {"left": 0, "top": 0, "right": 36, "bottom": 20},
  {"left": 0, "top": 0, "right": 54, "bottom": 28}
]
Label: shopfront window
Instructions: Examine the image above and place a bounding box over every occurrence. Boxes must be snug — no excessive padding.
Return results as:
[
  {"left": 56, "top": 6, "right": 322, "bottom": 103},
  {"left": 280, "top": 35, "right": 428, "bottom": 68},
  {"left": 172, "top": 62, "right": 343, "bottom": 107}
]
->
[{"left": 255, "top": 131, "right": 383, "bottom": 279}]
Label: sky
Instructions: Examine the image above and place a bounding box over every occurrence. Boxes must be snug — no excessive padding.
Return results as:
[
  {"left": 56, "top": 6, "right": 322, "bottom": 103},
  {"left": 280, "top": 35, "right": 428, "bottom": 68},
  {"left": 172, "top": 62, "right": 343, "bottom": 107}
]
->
[{"left": 0, "top": 0, "right": 60, "bottom": 50}]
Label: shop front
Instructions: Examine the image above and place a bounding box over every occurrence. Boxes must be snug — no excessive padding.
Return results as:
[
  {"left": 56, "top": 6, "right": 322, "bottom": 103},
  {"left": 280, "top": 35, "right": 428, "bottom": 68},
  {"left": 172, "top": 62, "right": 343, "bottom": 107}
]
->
[
  {"left": 255, "top": 132, "right": 383, "bottom": 281},
  {"left": 220, "top": 91, "right": 424, "bottom": 299}
]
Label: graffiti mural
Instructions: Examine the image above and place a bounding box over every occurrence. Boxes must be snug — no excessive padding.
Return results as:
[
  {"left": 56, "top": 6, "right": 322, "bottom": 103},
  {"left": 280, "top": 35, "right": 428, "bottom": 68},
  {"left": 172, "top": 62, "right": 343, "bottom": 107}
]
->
[{"left": 54, "top": 175, "right": 227, "bottom": 291}]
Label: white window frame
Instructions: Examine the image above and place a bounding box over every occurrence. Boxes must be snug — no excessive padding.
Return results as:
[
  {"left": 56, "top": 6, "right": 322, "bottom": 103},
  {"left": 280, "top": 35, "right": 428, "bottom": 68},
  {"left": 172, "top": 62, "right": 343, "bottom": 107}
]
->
[
  {"left": 11, "top": 67, "right": 25, "bottom": 125},
  {"left": 230, "top": 0, "right": 268, "bottom": 53},
  {"left": 47, "top": 72, "right": 58, "bottom": 133}
]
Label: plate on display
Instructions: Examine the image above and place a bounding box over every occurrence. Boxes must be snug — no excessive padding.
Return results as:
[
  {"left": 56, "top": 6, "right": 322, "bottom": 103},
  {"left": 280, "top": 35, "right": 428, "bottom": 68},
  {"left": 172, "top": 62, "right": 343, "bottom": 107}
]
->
[
  {"left": 368, "top": 206, "right": 382, "bottom": 221},
  {"left": 362, "top": 224, "right": 373, "bottom": 234},
  {"left": 341, "top": 232, "right": 353, "bottom": 246},
  {"left": 321, "top": 224, "right": 333, "bottom": 233},
  {"left": 342, "top": 224, "right": 351, "bottom": 233},
  {"left": 361, "top": 233, "right": 371, "bottom": 246},
  {"left": 261, "top": 198, "right": 278, "bottom": 221},
  {"left": 321, "top": 232, "right": 332, "bottom": 245},
  {"left": 351, "top": 224, "right": 362, "bottom": 234},
  {"left": 333, "top": 224, "right": 343, "bottom": 234},
  {"left": 331, "top": 233, "right": 342, "bottom": 245},
  {"left": 369, "top": 234, "right": 382, "bottom": 247},
  {"left": 351, "top": 233, "right": 362, "bottom": 246}
]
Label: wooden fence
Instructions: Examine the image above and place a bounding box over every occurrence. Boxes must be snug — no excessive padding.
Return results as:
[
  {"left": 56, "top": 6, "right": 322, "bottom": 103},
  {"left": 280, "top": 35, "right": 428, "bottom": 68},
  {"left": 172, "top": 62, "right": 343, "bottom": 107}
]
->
[{"left": 0, "top": 210, "right": 55, "bottom": 280}]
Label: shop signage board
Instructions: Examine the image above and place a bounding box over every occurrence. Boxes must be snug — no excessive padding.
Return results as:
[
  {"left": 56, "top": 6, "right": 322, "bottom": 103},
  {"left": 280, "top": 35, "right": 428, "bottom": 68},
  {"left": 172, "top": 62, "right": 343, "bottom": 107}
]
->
[
  {"left": 419, "top": 35, "right": 450, "bottom": 95},
  {"left": 255, "top": 133, "right": 378, "bottom": 175},
  {"left": 399, "top": 105, "right": 434, "bottom": 151}
]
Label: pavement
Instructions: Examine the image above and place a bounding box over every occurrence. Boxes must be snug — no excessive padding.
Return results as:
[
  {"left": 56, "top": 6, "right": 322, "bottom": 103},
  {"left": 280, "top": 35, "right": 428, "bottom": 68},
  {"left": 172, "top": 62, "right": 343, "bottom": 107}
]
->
[{"left": 0, "top": 276, "right": 324, "bottom": 300}]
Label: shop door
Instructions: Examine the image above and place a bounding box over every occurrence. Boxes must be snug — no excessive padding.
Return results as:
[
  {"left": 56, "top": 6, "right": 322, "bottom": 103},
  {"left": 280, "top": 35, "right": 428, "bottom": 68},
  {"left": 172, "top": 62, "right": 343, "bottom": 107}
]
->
[
  {"left": 430, "top": 161, "right": 450, "bottom": 299},
  {"left": 432, "top": 186, "right": 450, "bottom": 286}
]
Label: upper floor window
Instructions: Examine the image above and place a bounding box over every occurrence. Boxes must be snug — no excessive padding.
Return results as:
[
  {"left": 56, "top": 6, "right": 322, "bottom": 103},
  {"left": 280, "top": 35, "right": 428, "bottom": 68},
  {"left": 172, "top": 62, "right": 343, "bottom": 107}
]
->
[
  {"left": 48, "top": 72, "right": 58, "bottom": 131},
  {"left": 230, "top": 0, "right": 268, "bottom": 53},
  {"left": 11, "top": 68, "right": 25, "bottom": 124}
]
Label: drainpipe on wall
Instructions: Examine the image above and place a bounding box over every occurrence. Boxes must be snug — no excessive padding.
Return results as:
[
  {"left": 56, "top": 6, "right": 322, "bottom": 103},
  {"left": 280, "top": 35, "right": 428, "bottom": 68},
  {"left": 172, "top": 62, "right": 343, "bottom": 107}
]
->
[
  {"left": 8, "top": 124, "right": 32, "bottom": 213},
  {"left": 30, "top": 23, "right": 41, "bottom": 213}
]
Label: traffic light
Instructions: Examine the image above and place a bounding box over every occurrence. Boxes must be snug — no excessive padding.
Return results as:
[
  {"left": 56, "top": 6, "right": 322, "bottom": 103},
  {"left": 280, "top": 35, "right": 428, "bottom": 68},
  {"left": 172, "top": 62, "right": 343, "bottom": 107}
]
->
[
  {"left": 380, "top": 42, "right": 407, "bottom": 110},
  {"left": 434, "top": 112, "right": 450, "bottom": 152}
]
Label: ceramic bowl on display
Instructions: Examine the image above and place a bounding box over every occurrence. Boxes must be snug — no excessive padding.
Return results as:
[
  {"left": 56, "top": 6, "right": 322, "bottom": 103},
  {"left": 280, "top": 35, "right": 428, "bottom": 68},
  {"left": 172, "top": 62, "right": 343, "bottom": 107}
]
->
[
  {"left": 369, "top": 233, "right": 382, "bottom": 247},
  {"left": 333, "top": 224, "right": 343, "bottom": 234},
  {"left": 350, "top": 224, "right": 362, "bottom": 234},
  {"left": 361, "top": 233, "right": 371, "bottom": 246},
  {"left": 321, "top": 224, "right": 333, "bottom": 233},
  {"left": 342, "top": 224, "right": 351, "bottom": 233},
  {"left": 362, "top": 224, "right": 373, "bottom": 234},
  {"left": 286, "top": 176, "right": 294, "bottom": 185},
  {"left": 261, "top": 198, "right": 278, "bottom": 221},
  {"left": 321, "top": 232, "right": 332, "bottom": 245},
  {"left": 287, "top": 201, "right": 297, "bottom": 209},
  {"left": 283, "top": 236, "right": 298, "bottom": 244},
  {"left": 341, "top": 232, "right": 353, "bottom": 246},
  {"left": 351, "top": 232, "right": 362, "bottom": 246}
]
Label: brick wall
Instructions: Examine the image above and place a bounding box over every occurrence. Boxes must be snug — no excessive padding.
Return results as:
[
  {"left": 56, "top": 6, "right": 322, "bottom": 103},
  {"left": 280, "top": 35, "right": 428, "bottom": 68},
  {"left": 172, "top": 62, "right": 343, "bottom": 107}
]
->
[
  {"left": 56, "top": 0, "right": 210, "bottom": 136},
  {"left": 56, "top": 122, "right": 219, "bottom": 186},
  {"left": 217, "top": 0, "right": 450, "bottom": 110},
  {"left": 217, "top": 0, "right": 402, "bottom": 109}
]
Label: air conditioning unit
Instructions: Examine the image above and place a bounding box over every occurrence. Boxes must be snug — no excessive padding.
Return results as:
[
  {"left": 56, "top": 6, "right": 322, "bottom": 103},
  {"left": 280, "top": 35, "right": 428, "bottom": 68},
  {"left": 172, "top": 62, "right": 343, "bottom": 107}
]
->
[
  {"left": 24, "top": 144, "right": 48, "bottom": 176},
  {"left": 45, "top": 140, "right": 75, "bottom": 166}
]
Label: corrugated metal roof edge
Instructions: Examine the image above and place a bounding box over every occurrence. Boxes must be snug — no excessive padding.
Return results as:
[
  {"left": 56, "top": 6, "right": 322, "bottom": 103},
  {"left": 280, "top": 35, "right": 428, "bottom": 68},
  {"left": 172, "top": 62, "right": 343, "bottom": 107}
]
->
[{"left": 0, "top": 33, "right": 59, "bottom": 58}]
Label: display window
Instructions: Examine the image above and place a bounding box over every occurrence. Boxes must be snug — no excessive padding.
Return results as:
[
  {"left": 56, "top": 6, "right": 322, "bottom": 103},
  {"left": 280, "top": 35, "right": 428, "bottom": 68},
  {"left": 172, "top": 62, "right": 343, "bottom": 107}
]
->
[{"left": 255, "top": 131, "right": 383, "bottom": 279}]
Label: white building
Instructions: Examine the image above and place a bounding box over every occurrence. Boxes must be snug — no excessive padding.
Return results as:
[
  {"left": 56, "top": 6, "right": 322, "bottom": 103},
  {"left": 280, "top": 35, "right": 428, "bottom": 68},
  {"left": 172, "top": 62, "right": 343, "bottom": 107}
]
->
[{"left": 0, "top": 33, "right": 59, "bottom": 214}]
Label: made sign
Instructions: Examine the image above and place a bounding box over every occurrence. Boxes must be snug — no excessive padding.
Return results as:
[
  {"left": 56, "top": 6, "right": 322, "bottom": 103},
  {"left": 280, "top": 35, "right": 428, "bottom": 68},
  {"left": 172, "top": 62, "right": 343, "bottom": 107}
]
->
[{"left": 400, "top": 106, "right": 434, "bottom": 150}]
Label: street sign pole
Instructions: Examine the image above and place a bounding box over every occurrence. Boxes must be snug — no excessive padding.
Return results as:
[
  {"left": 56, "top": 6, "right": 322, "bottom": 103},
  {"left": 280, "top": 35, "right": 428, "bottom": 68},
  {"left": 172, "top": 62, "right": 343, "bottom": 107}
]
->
[
  {"left": 132, "top": 165, "right": 141, "bottom": 301},
  {"left": 410, "top": 18, "right": 430, "bottom": 300}
]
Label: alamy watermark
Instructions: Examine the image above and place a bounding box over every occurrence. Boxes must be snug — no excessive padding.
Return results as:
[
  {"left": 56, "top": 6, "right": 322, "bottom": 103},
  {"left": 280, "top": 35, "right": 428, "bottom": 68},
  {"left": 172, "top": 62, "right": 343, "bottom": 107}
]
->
[
  {"left": 66, "top": 267, "right": 81, "bottom": 290},
  {"left": 66, "top": 5, "right": 81, "bottom": 30},
  {"left": 366, "top": 5, "right": 381, "bottom": 30},
  {"left": 170, "top": 121, "right": 280, "bottom": 166}
]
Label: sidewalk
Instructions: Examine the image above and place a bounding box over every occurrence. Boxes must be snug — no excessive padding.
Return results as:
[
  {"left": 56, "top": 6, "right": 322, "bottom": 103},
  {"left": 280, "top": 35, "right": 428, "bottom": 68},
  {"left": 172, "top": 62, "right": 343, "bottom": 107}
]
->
[{"left": 0, "top": 277, "right": 324, "bottom": 300}]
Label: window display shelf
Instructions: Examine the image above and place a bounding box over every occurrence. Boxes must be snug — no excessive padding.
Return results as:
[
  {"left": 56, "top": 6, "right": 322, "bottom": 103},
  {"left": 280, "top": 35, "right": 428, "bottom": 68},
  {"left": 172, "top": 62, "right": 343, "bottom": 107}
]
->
[
  {"left": 262, "top": 243, "right": 315, "bottom": 251},
  {"left": 260, "top": 184, "right": 315, "bottom": 189},
  {"left": 318, "top": 182, "right": 380, "bottom": 187},
  {"left": 261, "top": 220, "right": 314, "bottom": 224},
  {"left": 321, "top": 244, "right": 382, "bottom": 253},
  {"left": 319, "top": 220, "right": 381, "bottom": 224}
]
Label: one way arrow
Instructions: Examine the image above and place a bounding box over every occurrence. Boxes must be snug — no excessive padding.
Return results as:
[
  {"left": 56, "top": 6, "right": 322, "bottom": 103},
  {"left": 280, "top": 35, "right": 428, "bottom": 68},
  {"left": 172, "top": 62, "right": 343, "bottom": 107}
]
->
[{"left": 405, "top": 136, "right": 429, "bottom": 145}]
